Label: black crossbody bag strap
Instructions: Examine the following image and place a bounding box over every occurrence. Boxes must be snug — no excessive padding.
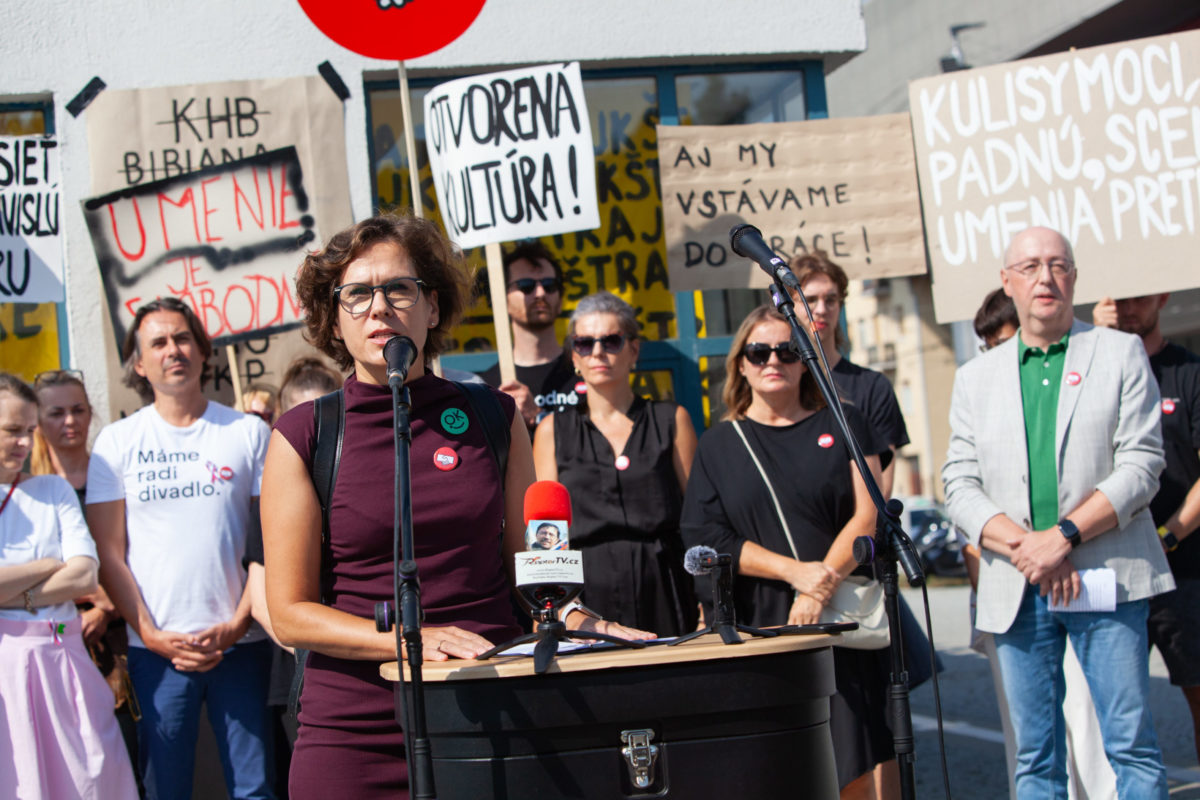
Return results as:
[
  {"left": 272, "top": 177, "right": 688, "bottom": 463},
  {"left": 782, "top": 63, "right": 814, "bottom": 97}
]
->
[{"left": 289, "top": 388, "right": 345, "bottom": 718}]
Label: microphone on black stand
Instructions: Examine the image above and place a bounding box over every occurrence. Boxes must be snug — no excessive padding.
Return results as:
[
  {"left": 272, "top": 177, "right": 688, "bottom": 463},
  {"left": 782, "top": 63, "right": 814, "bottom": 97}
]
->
[
  {"left": 731, "top": 223, "right": 928, "bottom": 800},
  {"left": 671, "top": 545, "right": 778, "bottom": 645},
  {"left": 384, "top": 335, "right": 417, "bottom": 388}
]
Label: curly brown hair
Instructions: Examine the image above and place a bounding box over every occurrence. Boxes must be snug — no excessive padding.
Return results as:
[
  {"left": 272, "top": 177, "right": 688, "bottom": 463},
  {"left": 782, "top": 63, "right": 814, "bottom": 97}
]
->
[
  {"left": 721, "top": 305, "right": 825, "bottom": 421},
  {"left": 294, "top": 214, "right": 472, "bottom": 372}
]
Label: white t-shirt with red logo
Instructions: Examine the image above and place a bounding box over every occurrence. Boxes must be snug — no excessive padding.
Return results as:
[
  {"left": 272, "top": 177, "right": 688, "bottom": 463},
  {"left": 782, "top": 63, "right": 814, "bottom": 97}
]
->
[{"left": 87, "top": 401, "right": 269, "bottom": 647}]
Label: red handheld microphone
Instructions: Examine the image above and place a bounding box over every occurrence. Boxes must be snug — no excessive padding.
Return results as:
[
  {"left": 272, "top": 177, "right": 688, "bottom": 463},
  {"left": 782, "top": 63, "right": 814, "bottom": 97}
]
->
[{"left": 523, "top": 480, "right": 572, "bottom": 527}]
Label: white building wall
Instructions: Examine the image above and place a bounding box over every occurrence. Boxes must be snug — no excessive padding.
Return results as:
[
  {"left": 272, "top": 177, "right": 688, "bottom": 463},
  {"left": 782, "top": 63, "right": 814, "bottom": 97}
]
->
[
  {"left": 825, "top": 0, "right": 1119, "bottom": 117},
  {"left": 1, "top": 0, "right": 865, "bottom": 421}
]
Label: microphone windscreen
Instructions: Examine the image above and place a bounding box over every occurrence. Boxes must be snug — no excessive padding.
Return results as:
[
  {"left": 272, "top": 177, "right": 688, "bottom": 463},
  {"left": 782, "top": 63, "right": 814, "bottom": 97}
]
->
[
  {"left": 683, "top": 544, "right": 719, "bottom": 576},
  {"left": 523, "top": 480, "right": 572, "bottom": 526},
  {"left": 728, "top": 223, "right": 761, "bottom": 258},
  {"left": 384, "top": 335, "right": 417, "bottom": 369}
]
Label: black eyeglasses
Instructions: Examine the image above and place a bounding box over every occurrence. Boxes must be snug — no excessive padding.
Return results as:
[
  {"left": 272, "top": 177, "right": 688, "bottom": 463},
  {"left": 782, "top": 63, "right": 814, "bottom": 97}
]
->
[
  {"left": 333, "top": 277, "right": 425, "bottom": 314},
  {"left": 508, "top": 277, "right": 561, "bottom": 295},
  {"left": 742, "top": 342, "right": 801, "bottom": 366},
  {"left": 571, "top": 333, "right": 628, "bottom": 357}
]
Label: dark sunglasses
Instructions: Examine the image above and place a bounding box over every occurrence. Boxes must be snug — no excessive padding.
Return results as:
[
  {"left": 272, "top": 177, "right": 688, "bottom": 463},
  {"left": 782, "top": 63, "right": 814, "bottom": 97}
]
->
[
  {"left": 508, "top": 277, "right": 562, "bottom": 295},
  {"left": 571, "top": 333, "right": 628, "bottom": 357},
  {"left": 742, "top": 342, "right": 801, "bottom": 366}
]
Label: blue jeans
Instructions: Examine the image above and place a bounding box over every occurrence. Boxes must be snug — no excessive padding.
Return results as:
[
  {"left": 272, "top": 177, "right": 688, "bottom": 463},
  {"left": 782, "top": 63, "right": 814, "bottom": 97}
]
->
[
  {"left": 128, "top": 639, "right": 275, "bottom": 800},
  {"left": 994, "top": 588, "right": 1166, "bottom": 799}
]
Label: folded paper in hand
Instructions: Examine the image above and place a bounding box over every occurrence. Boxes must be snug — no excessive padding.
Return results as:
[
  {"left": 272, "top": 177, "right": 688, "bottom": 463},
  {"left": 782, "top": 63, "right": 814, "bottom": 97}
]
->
[{"left": 1048, "top": 567, "right": 1116, "bottom": 612}]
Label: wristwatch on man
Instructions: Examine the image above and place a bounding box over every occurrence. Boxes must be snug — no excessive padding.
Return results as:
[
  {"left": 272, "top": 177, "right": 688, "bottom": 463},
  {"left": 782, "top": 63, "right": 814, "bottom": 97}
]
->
[{"left": 1057, "top": 518, "right": 1082, "bottom": 549}]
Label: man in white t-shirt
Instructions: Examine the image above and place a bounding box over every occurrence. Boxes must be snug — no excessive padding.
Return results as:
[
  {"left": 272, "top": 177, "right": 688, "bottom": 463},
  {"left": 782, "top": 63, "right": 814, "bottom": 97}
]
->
[{"left": 87, "top": 298, "right": 274, "bottom": 800}]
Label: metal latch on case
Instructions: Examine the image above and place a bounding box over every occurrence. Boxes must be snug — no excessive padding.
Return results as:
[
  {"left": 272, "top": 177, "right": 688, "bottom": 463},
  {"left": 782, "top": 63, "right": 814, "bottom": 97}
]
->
[{"left": 620, "top": 728, "right": 659, "bottom": 789}]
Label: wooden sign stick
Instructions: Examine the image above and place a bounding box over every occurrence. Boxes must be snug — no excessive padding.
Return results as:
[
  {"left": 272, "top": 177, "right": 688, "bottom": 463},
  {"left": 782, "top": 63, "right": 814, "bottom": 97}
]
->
[
  {"left": 225, "top": 343, "right": 244, "bottom": 409},
  {"left": 485, "top": 241, "right": 516, "bottom": 385}
]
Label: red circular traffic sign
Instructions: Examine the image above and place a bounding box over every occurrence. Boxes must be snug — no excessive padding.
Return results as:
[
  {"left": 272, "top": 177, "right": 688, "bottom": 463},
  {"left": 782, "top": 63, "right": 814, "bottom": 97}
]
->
[{"left": 298, "top": 0, "right": 487, "bottom": 61}]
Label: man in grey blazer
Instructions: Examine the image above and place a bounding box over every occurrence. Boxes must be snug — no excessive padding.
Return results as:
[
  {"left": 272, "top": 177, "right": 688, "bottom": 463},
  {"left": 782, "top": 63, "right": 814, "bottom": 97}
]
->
[{"left": 943, "top": 226, "right": 1175, "bottom": 798}]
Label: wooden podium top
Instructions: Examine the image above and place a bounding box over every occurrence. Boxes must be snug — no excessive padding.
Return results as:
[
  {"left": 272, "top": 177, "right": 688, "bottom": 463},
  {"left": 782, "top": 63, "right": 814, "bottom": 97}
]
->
[{"left": 380, "top": 630, "right": 838, "bottom": 683}]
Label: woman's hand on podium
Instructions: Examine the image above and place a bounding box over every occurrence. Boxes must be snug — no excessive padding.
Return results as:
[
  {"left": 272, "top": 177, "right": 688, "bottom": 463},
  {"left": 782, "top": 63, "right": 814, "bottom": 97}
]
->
[
  {"left": 571, "top": 614, "right": 656, "bottom": 641},
  {"left": 418, "top": 625, "right": 496, "bottom": 661}
]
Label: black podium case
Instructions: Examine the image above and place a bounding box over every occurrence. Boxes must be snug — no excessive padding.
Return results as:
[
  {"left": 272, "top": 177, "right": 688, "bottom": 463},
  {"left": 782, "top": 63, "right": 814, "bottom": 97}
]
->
[{"left": 382, "top": 632, "right": 840, "bottom": 799}]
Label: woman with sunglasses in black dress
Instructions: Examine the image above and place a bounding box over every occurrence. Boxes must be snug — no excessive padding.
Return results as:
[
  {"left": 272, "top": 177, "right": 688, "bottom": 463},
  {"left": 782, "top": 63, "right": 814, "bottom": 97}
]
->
[
  {"left": 680, "top": 304, "right": 892, "bottom": 799},
  {"left": 532, "top": 291, "right": 700, "bottom": 636}
]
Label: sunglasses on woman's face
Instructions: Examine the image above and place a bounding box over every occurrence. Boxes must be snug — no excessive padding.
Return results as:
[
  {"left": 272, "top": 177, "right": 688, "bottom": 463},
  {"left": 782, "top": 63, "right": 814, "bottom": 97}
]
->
[
  {"left": 508, "top": 277, "right": 562, "bottom": 295},
  {"left": 742, "top": 342, "right": 801, "bottom": 366},
  {"left": 571, "top": 333, "right": 627, "bottom": 357}
]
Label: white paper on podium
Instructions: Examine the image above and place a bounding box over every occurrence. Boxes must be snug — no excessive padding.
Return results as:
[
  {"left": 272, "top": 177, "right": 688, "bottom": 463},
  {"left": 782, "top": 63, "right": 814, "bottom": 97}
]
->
[{"left": 1048, "top": 568, "right": 1117, "bottom": 612}]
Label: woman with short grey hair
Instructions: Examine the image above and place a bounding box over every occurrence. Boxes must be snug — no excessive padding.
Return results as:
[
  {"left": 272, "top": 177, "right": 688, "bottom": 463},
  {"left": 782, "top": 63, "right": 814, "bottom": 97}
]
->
[{"left": 534, "top": 291, "right": 700, "bottom": 635}]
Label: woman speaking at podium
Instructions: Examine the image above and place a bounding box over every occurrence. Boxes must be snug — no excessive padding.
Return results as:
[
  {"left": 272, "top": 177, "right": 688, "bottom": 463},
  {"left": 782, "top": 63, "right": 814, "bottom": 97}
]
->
[
  {"left": 680, "top": 305, "right": 893, "bottom": 800},
  {"left": 260, "top": 214, "right": 643, "bottom": 799}
]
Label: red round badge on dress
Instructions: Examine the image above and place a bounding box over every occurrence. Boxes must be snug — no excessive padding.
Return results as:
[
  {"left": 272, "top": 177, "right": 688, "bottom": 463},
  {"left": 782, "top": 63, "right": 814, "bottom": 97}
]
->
[
  {"left": 575, "top": 381, "right": 588, "bottom": 395},
  {"left": 1162, "top": 399, "right": 1176, "bottom": 415},
  {"left": 817, "top": 434, "right": 835, "bottom": 449},
  {"left": 615, "top": 455, "right": 631, "bottom": 471},
  {"left": 1065, "top": 372, "right": 1082, "bottom": 386},
  {"left": 433, "top": 446, "right": 459, "bottom": 471}
]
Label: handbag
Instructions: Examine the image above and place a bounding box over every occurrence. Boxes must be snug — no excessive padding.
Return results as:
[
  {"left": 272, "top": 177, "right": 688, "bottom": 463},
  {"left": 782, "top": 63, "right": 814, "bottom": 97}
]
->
[{"left": 731, "top": 420, "right": 889, "bottom": 650}]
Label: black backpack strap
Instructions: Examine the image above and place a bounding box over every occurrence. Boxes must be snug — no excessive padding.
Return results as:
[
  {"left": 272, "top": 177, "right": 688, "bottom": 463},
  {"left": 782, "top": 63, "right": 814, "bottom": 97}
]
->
[
  {"left": 291, "top": 388, "right": 345, "bottom": 718},
  {"left": 453, "top": 380, "right": 510, "bottom": 491},
  {"left": 311, "top": 388, "right": 345, "bottom": 544}
]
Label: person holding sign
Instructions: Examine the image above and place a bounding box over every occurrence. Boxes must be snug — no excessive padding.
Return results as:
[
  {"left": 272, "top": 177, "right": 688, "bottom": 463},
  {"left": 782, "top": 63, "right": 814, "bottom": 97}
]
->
[
  {"left": 532, "top": 291, "right": 700, "bottom": 637},
  {"left": 679, "top": 305, "right": 890, "bottom": 799},
  {"left": 1094, "top": 292, "right": 1200, "bottom": 764},
  {"left": 943, "top": 226, "right": 1174, "bottom": 798},
  {"left": 479, "top": 242, "right": 582, "bottom": 433},
  {"left": 260, "top": 215, "right": 646, "bottom": 799}
]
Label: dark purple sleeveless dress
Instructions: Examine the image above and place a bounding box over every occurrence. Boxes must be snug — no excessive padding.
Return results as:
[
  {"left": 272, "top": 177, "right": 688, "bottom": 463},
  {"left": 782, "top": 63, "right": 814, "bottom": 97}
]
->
[{"left": 275, "top": 374, "right": 523, "bottom": 799}]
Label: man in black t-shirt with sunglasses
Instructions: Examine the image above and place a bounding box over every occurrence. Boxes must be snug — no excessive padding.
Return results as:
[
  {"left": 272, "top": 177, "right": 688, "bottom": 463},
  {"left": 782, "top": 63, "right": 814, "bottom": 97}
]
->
[{"left": 479, "top": 241, "right": 582, "bottom": 434}]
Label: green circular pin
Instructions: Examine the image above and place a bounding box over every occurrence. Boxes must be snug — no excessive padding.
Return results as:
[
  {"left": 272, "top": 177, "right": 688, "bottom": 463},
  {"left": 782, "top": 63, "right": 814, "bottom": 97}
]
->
[{"left": 440, "top": 407, "right": 469, "bottom": 435}]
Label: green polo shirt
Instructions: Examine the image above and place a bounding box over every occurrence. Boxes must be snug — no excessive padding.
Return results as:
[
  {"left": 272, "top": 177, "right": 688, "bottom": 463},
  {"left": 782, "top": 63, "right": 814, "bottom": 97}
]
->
[{"left": 1019, "top": 333, "right": 1069, "bottom": 531}]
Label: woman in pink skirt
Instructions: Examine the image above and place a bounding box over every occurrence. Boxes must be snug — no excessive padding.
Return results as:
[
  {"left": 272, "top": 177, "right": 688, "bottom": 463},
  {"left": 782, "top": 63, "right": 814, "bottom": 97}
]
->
[{"left": 0, "top": 372, "right": 137, "bottom": 799}]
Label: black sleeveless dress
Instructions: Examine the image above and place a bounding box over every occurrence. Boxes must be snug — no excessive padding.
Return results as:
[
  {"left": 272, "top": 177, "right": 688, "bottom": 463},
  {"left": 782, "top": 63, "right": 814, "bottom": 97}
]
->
[{"left": 552, "top": 397, "right": 698, "bottom": 636}]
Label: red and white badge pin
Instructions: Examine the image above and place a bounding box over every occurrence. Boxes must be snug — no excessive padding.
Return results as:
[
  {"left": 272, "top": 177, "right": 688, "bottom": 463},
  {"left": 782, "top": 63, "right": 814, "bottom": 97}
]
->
[
  {"left": 817, "top": 433, "right": 835, "bottom": 449},
  {"left": 614, "top": 454, "right": 631, "bottom": 471},
  {"left": 433, "top": 446, "right": 459, "bottom": 471},
  {"left": 574, "top": 381, "right": 588, "bottom": 395},
  {"left": 1162, "top": 399, "right": 1176, "bottom": 415},
  {"left": 1065, "top": 372, "right": 1082, "bottom": 386}
]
